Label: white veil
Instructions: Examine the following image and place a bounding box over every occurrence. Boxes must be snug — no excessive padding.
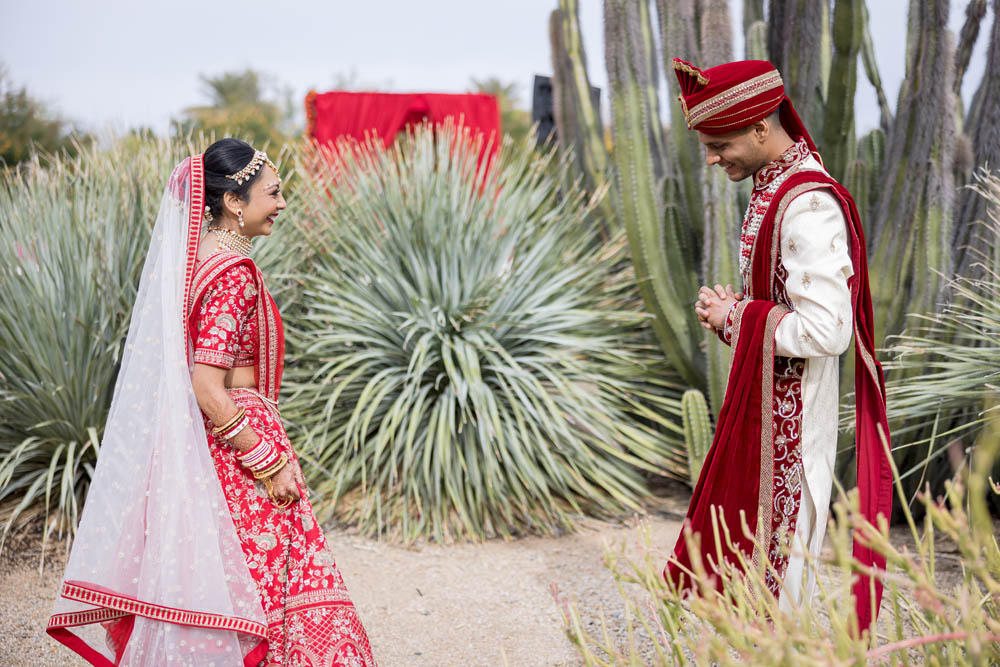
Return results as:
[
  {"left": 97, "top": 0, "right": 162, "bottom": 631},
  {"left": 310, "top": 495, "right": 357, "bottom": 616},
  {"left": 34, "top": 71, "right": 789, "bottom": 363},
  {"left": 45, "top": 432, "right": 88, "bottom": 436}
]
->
[{"left": 48, "top": 156, "right": 267, "bottom": 666}]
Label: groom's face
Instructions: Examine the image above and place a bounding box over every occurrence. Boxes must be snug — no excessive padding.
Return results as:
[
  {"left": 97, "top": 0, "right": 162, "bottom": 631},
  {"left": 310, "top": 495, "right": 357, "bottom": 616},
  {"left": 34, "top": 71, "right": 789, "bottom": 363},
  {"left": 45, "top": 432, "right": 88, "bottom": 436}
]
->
[{"left": 697, "top": 127, "right": 764, "bottom": 182}]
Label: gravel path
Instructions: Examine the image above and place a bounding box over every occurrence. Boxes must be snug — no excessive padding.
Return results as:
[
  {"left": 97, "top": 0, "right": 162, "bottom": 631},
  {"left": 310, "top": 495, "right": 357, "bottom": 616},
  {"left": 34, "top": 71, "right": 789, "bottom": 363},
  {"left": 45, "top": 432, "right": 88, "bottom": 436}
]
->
[{"left": 0, "top": 493, "right": 689, "bottom": 666}]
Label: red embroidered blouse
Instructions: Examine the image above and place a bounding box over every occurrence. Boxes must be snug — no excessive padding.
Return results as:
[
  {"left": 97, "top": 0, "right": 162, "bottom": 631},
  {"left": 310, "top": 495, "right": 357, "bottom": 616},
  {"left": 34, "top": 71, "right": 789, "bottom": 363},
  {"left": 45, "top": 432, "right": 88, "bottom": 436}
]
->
[{"left": 192, "top": 262, "right": 259, "bottom": 369}]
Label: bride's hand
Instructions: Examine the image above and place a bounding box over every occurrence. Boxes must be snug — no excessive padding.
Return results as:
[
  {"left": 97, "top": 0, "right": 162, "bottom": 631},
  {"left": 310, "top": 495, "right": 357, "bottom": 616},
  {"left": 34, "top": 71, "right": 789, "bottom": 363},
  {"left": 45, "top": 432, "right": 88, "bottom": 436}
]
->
[{"left": 268, "top": 465, "right": 301, "bottom": 506}]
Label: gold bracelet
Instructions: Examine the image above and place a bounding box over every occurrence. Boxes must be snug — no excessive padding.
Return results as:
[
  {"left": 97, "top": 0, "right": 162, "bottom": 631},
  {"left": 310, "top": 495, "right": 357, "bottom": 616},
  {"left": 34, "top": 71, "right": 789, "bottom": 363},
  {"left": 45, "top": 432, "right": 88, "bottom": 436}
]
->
[
  {"left": 212, "top": 407, "right": 246, "bottom": 437},
  {"left": 253, "top": 452, "right": 288, "bottom": 480},
  {"left": 214, "top": 408, "right": 244, "bottom": 434}
]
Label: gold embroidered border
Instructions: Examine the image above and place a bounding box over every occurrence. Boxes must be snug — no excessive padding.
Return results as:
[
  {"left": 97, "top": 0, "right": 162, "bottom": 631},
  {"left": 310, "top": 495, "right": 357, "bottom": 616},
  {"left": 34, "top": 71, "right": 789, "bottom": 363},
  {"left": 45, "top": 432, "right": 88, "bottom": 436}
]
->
[
  {"left": 751, "top": 305, "right": 790, "bottom": 573},
  {"left": 695, "top": 94, "right": 784, "bottom": 130},
  {"left": 193, "top": 348, "right": 236, "bottom": 368},
  {"left": 854, "top": 323, "right": 886, "bottom": 407},
  {"left": 259, "top": 284, "right": 280, "bottom": 402},
  {"left": 728, "top": 299, "right": 751, "bottom": 364},
  {"left": 673, "top": 60, "right": 709, "bottom": 85},
  {"left": 688, "top": 72, "right": 783, "bottom": 127}
]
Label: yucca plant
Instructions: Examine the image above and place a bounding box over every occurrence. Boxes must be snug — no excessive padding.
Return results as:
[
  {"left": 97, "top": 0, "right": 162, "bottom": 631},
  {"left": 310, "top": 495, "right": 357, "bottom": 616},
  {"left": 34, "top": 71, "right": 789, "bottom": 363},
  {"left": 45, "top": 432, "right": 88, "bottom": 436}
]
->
[
  {"left": 0, "top": 135, "right": 199, "bottom": 550},
  {"left": 279, "top": 123, "right": 687, "bottom": 543},
  {"left": 881, "top": 168, "right": 1000, "bottom": 509}
]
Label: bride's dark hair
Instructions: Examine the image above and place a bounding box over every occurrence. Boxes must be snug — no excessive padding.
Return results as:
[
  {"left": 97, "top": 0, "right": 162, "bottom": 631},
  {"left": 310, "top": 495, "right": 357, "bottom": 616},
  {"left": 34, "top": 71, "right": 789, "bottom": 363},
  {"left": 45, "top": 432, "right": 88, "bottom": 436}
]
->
[{"left": 202, "top": 138, "right": 264, "bottom": 219}]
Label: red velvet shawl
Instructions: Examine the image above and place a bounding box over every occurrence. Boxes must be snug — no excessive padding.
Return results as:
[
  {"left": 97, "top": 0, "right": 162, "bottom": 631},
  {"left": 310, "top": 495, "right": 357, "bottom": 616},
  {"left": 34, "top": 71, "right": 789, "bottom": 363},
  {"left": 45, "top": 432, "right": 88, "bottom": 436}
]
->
[{"left": 666, "top": 171, "right": 892, "bottom": 634}]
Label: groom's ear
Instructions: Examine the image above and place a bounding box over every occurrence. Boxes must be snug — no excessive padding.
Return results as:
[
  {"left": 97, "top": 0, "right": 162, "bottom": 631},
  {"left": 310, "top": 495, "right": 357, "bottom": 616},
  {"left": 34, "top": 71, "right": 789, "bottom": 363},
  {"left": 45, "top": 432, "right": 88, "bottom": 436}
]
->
[{"left": 751, "top": 119, "right": 769, "bottom": 143}]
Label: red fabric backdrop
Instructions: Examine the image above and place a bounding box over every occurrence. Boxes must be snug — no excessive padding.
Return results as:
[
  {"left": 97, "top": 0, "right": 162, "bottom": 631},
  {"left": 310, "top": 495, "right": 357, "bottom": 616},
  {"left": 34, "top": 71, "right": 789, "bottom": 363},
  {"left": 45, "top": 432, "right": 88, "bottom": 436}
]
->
[{"left": 306, "top": 90, "right": 501, "bottom": 161}]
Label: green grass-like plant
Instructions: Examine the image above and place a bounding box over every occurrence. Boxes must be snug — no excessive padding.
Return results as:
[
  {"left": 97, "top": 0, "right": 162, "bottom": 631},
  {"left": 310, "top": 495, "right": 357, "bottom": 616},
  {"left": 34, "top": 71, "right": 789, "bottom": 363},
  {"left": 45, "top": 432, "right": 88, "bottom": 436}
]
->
[
  {"left": 555, "top": 429, "right": 1000, "bottom": 665},
  {"left": 0, "top": 135, "right": 199, "bottom": 549},
  {"left": 279, "top": 123, "right": 687, "bottom": 542}
]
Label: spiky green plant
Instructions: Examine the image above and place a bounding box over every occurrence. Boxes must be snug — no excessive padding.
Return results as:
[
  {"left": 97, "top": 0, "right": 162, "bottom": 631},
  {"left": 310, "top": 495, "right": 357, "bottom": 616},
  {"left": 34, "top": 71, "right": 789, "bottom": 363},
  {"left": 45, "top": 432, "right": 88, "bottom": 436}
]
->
[
  {"left": 556, "top": 428, "right": 1000, "bottom": 665},
  {"left": 882, "top": 169, "right": 1000, "bottom": 508},
  {"left": 0, "top": 135, "right": 199, "bottom": 548},
  {"left": 279, "top": 123, "right": 687, "bottom": 543}
]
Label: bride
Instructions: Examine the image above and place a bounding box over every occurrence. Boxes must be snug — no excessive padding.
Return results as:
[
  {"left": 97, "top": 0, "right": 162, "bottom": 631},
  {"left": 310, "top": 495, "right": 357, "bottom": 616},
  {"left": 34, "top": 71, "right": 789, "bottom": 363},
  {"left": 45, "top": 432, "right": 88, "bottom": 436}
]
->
[{"left": 47, "top": 138, "right": 377, "bottom": 666}]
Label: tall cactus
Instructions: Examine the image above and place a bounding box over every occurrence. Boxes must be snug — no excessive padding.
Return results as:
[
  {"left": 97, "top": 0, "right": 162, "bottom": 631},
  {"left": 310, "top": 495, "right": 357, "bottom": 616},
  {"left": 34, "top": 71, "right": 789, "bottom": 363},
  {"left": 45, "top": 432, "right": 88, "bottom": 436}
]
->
[
  {"left": 821, "top": 0, "right": 863, "bottom": 183},
  {"left": 656, "top": 0, "right": 705, "bottom": 260},
  {"left": 869, "top": 0, "right": 956, "bottom": 345},
  {"left": 605, "top": 0, "right": 703, "bottom": 388},
  {"left": 682, "top": 388, "right": 712, "bottom": 483},
  {"left": 767, "top": 0, "right": 828, "bottom": 134},
  {"left": 550, "top": 0, "right": 618, "bottom": 225},
  {"left": 955, "top": 0, "right": 1000, "bottom": 278}
]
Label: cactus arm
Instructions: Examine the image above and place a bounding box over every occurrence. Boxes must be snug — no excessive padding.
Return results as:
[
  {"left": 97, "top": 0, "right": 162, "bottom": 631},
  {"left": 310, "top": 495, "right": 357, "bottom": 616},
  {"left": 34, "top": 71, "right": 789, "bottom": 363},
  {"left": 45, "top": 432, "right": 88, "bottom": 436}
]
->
[
  {"left": 954, "top": 0, "right": 988, "bottom": 98},
  {"left": 859, "top": 2, "right": 893, "bottom": 133},
  {"left": 821, "top": 0, "right": 863, "bottom": 182}
]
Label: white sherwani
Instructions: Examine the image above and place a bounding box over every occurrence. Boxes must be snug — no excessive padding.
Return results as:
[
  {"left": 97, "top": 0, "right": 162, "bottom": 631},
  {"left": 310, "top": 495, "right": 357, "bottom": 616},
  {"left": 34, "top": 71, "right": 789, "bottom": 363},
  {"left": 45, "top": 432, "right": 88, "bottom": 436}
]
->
[{"left": 764, "top": 154, "right": 854, "bottom": 611}]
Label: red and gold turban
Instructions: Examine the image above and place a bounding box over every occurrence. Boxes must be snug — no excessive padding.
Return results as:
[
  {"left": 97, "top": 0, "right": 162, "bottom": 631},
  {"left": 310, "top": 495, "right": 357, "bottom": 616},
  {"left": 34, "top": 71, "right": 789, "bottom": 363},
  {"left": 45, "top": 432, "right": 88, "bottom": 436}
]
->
[{"left": 672, "top": 58, "right": 816, "bottom": 153}]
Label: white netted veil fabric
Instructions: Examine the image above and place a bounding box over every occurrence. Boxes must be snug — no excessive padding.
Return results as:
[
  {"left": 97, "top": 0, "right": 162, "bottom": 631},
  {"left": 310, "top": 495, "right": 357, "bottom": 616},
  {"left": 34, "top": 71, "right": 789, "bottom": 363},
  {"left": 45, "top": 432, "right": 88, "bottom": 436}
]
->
[{"left": 48, "top": 156, "right": 266, "bottom": 666}]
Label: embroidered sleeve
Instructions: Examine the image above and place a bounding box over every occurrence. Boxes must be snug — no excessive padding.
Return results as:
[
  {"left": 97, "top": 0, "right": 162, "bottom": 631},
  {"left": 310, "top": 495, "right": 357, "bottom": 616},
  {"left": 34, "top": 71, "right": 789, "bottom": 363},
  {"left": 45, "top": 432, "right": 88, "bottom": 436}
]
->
[
  {"left": 193, "top": 265, "right": 258, "bottom": 369},
  {"left": 773, "top": 190, "right": 854, "bottom": 358},
  {"left": 716, "top": 301, "right": 740, "bottom": 346}
]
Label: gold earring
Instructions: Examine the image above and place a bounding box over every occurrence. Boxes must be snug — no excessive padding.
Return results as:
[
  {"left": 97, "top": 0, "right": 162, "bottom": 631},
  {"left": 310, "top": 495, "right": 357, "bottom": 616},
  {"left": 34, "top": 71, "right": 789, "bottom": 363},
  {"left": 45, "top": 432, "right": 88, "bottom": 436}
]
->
[{"left": 237, "top": 209, "right": 244, "bottom": 228}]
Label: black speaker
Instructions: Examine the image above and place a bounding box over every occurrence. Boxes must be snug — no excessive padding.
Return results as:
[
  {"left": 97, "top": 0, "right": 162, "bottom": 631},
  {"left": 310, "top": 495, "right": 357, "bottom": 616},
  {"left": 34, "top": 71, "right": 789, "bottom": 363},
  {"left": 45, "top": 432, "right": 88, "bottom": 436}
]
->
[{"left": 532, "top": 75, "right": 556, "bottom": 146}]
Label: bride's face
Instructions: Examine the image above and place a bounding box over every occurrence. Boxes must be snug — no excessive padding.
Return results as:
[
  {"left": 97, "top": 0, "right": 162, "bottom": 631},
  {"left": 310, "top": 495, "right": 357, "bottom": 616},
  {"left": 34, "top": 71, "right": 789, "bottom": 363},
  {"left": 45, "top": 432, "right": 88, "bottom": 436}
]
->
[{"left": 237, "top": 165, "right": 286, "bottom": 238}]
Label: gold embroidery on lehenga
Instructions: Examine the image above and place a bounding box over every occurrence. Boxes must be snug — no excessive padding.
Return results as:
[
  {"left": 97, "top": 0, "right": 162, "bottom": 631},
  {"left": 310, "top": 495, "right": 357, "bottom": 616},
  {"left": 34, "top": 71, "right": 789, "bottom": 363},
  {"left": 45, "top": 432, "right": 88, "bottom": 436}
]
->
[{"left": 216, "top": 313, "right": 237, "bottom": 332}]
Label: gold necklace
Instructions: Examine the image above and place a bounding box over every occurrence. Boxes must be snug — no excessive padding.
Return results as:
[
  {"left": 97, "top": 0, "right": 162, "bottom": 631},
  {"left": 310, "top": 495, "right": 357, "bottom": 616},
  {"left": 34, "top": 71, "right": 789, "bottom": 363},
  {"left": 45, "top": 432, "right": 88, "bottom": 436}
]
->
[{"left": 211, "top": 227, "right": 253, "bottom": 257}]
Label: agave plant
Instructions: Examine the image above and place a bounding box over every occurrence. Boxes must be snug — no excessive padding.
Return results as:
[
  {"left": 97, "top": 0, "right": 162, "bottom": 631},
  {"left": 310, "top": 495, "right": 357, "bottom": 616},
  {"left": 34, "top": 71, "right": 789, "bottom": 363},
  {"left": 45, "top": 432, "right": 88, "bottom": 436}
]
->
[
  {"left": 279, "top": 123, "right": 687, "bottom": 542},
  {"left": 0, "top": 135, "right": 199, "bottom": 548}
]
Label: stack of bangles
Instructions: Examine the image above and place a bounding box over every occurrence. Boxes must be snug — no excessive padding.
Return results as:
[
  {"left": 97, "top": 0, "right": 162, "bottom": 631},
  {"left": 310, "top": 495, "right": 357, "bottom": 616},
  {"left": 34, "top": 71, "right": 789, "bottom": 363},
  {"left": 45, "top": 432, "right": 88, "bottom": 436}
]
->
[{"left": 213, "top": 408, "right": 293, "bottom": 508}]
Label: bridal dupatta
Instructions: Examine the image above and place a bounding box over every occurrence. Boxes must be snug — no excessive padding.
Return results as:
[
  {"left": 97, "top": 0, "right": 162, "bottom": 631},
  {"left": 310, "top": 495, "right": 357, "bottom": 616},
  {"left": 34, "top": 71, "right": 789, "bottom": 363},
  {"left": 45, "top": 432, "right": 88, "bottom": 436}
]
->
[
  {"left": 48, "top": 155, "right": 275, "bottom": 666},
  {"left": 665, "top": 170, "right": 893, "bottom": 634}
]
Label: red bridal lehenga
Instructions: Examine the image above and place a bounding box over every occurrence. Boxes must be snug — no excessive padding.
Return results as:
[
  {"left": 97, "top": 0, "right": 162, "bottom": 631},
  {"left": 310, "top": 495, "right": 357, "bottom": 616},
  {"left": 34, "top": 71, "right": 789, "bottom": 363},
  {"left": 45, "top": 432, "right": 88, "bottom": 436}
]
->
[{"left": 48, "top": 154, "right": 377, "bottom": 667}]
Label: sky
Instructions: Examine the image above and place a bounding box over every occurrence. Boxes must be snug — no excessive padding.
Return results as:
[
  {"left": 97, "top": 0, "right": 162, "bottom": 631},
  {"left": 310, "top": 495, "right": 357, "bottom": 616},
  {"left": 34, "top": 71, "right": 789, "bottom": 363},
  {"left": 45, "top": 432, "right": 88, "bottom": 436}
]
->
[{"left": 0, "top": 0, "right": 991, "bottom": 137}]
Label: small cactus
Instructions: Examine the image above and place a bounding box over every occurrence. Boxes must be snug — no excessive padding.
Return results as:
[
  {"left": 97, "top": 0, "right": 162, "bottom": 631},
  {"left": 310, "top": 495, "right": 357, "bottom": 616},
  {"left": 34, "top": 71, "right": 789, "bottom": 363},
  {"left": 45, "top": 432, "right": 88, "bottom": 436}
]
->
[{"left": 682, "top": 389, "right": 712, "bottom": 483}]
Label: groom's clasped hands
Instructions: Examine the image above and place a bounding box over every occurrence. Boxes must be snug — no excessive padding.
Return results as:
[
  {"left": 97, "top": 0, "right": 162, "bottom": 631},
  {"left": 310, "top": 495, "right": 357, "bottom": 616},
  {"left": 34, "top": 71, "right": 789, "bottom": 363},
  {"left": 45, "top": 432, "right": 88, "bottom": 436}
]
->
[{"left": 694, "top": 283, "right": 744, "bottom": 331}]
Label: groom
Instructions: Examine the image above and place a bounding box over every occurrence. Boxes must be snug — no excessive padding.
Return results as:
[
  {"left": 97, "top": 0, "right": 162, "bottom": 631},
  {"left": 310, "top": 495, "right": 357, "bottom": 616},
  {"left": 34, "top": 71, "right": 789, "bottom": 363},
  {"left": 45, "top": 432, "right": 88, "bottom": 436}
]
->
[{"left": 665, "top": 58, "right": 892, "bottom": 633}]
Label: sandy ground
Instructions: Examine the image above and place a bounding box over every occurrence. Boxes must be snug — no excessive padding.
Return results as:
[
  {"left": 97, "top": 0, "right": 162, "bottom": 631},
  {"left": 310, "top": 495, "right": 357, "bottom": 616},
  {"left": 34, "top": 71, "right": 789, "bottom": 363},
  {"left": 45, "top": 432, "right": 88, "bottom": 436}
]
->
[{"left": 0, "top": 491, "right": 691, "bottom": 666}]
